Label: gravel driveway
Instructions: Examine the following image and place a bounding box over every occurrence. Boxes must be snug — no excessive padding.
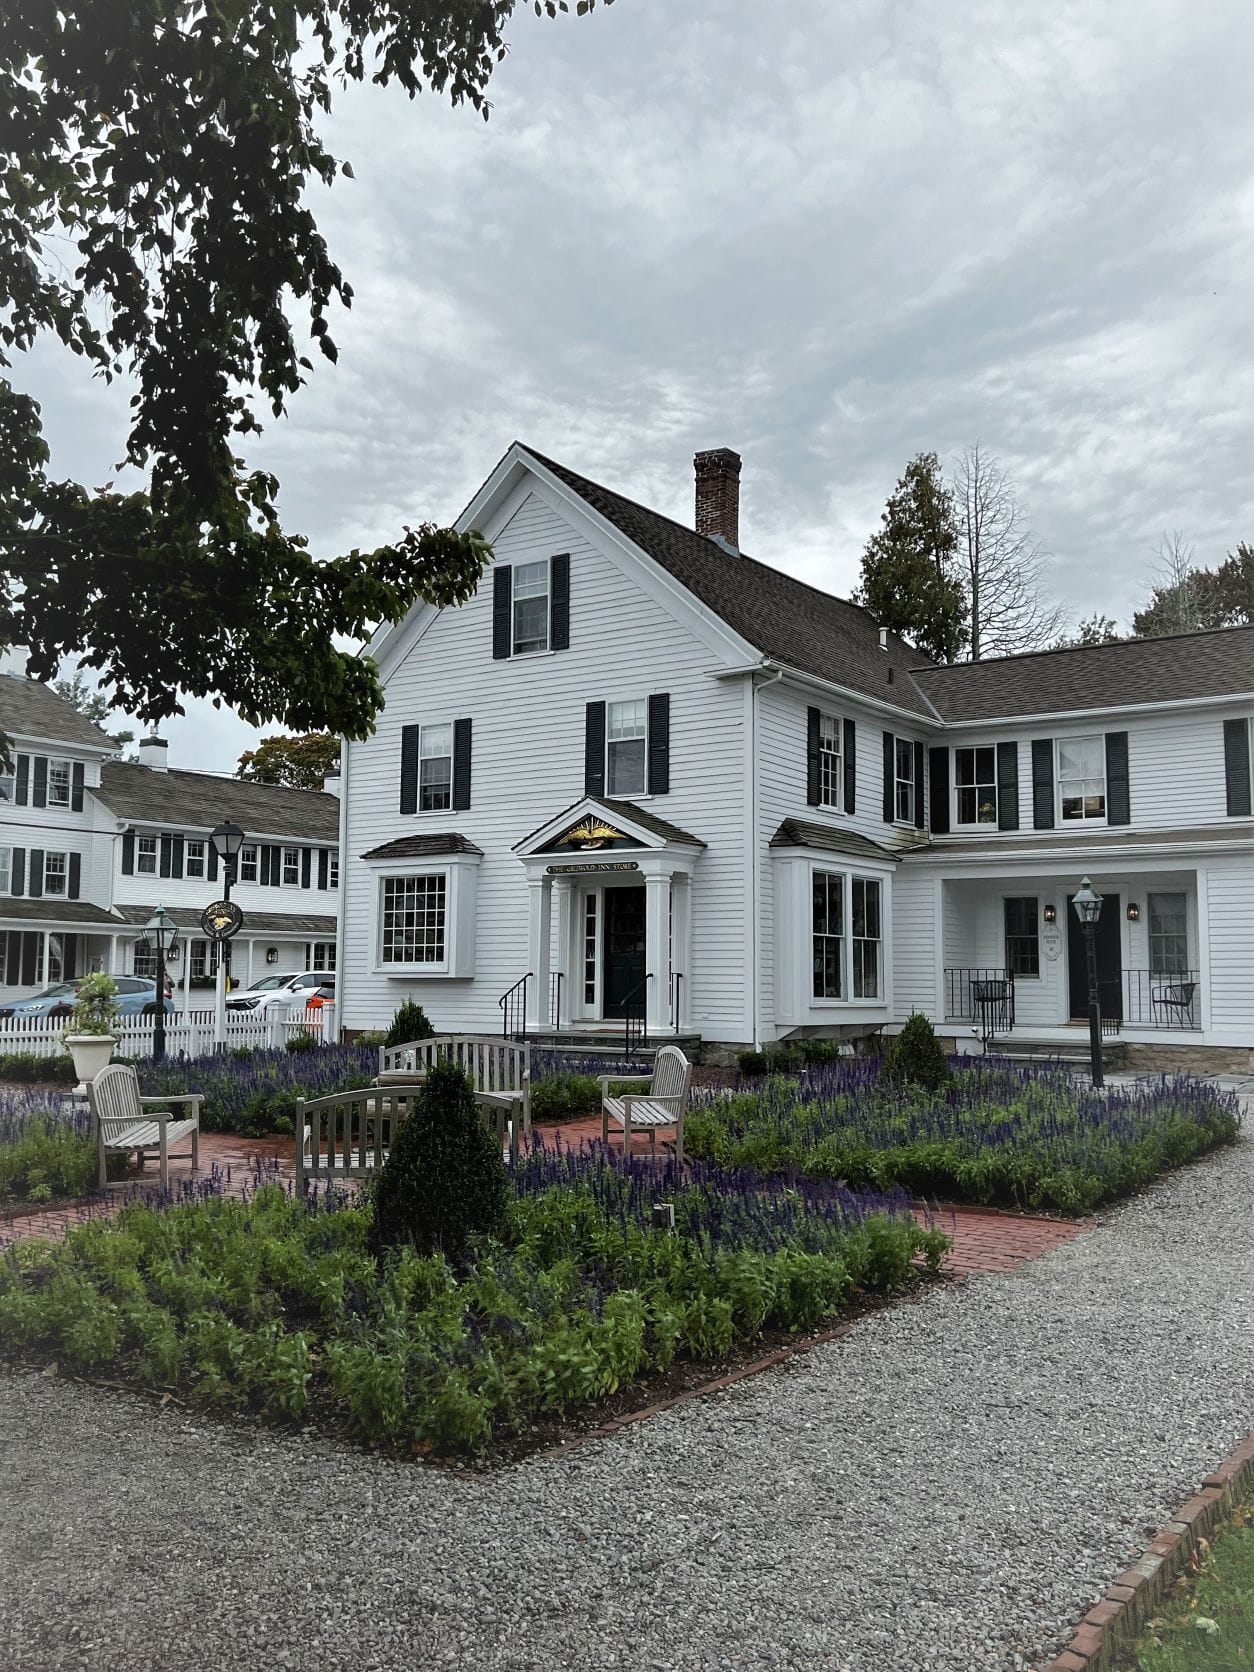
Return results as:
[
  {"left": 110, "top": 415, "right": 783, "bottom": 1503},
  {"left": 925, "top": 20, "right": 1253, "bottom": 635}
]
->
[{"left": 3, "top": 1134, "right": 1254, "bottom": 1672}]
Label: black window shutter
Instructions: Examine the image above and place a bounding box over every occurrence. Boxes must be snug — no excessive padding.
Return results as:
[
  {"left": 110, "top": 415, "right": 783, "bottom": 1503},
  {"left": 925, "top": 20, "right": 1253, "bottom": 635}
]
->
[
  {"left": 21, "top": 934, "right": 37, "bottom": 986},
  {"left": 550, "top": 554, "right": 570, "bottom": 652},
  {"left": 806, "top": 707, "right": 821, "bottom": 805},
  {"left": 32, "top": 756, "right": 47, "bottom": 809},
  {"left": 913, "top": 740, "right": 926, "bottom": 829},
  {"left": 171, "top": 837, "right": 184, "bottom": 880},
  {"left": 928, "top": 747, "right": 950, "bottom": 835},
  {"left": 160, "top": 835, "right": 172, "bottom": 878},
  {"left": 267, "top": 845, "right": 281, "bottom": 886},
  {"left": 584, "top": 701, "right": 607, "bottom": 797},
  {"left": 68, "top": 853, "right": 81, "bottom": 900},
  {"left": 15, "top": 755, "right": 28, "bottom": 806},
  {"left": 1223, "top": 719, "right": 1252, "bottom": 817},
  {"left": 71, "top": 762, "right": 84, "bottom": 812},
  {"left": 996, "top": 741, "right": 1019, "bottom": 831},
  {"left": 208, "top": 843, "right": 219, "bottom": 883},
  {"left": 492, "top": 566, "right": 513, "bottom": 660},
  {"left": 11, "top": 849, "right": 24, "bottom": 896},
  {"left": 301, "top": 848, "right": 312, "bottom": 888},
  {"left": 28, "top": 850, "right": 43, "bottom": 898},
  {"left": 1105, "top": 731, "right": 1130, "bottom": 826},
  {"left": 452, "top": 718, "right": 473, "bottom": 811},
  {"left": 121, "top": 831, "right": 135, "bottom": 875},
  {"left": 1031, "top": 739, "right": 1055, "bottom": 829},
  {"left": 317, "top": 848, "right": 329, "bottom": 890},
  {"left": 63, "top": 933, "right": 78, "bottom": 976},
  {"left": 399, "top": 724, "right": 420, "bottom": 815},
  {"left": 3, "top": 931, "right": 16, "bottom": 980},
  {"left": 647, "top": 694, "right": 670, "bottom": 795},
  {"left": 843, "top": 718, "right": 856, "bottom": 814},
  {"left": 882, "top": 732, "right": 895, "bottom": 823}
]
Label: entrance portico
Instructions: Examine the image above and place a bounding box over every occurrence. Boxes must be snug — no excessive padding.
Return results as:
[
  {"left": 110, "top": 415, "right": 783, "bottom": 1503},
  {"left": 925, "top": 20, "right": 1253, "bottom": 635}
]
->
[{"left": 514, "top": 798, "right": 704, "bottom": 1036}]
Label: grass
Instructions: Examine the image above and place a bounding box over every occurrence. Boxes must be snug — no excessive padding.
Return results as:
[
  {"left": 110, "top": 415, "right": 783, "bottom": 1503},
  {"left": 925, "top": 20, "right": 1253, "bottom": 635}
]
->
[{"left": 1120, "top": 1498, "right": 1254, "bottom": 1668}]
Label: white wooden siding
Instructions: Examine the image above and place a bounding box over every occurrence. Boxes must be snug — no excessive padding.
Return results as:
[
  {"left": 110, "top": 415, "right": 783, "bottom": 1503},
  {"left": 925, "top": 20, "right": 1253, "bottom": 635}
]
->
[{"left": 1202, "top": 855, "right": 1254, "bottom": 1043}]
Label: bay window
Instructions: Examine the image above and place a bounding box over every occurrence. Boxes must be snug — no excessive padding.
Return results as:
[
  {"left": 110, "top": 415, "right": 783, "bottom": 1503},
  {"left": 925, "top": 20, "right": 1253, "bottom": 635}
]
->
[
  {"left": 811, "top": 869, "right": 883, "bottom": 1002},
  {"left": 371, "top": 848, "right": 479, "bottom": 978},
  {"left": 381, "top": 874, "right": 447, "bottom": 965},
  {"left": 851, "top": 877, "right": 882, "bottom": 998},
  {"left": 812, "top": 871, "right": 844, "bottom": 999}
]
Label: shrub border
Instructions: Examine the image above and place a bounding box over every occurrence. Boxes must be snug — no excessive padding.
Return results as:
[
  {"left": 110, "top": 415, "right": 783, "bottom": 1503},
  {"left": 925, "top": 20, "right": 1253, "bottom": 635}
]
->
[{"left": 1044, "top": 1427, "right": 1254, "bottom": 1670}]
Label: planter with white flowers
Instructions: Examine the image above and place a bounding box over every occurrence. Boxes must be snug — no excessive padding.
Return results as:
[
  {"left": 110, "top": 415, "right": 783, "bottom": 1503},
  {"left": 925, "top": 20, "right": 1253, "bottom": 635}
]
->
[{"left": 61, "top": 972, "right": 121, "bottom": 1089}]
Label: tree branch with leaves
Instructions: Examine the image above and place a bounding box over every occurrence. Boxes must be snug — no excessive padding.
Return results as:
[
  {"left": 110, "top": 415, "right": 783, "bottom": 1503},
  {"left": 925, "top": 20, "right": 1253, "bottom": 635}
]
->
[{"left": 854, "top": 451, "right": 968, "bottom": 664}]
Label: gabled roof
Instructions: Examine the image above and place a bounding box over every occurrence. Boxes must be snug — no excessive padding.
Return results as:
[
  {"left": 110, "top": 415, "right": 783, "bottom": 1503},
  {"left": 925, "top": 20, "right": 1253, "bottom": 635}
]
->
[
  {"left": 361, "top": 834, "right": 483, "bottom": 861},
  {"left": 0, "top": 676, "right": 114, "bottom": 750},
  {"left": 521, "top": 446, "right": 936, "bottom": 718},
  {"left": 769, "top": 818, "right": 906, "bottom": 863},
  {"left": 96, "top": 762, "right": 340, "bottom": 842},
  {"left": 912, "top": 627, "right": 1254, "bottom": 721},
  {"left": 514, "top": 795, "right": 705, "bottom": 853}
]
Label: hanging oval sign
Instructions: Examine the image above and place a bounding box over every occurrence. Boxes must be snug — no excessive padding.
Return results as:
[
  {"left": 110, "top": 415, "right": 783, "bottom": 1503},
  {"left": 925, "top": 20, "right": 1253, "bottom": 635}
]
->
[{"left": 201, "top": 900, "right": 244, "bottom": 941}]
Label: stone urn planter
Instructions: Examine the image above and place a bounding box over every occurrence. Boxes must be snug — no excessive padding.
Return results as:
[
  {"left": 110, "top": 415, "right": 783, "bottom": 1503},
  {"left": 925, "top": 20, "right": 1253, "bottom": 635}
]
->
[
  {"left": 63, "top": 1032, "right": 118, "bottom": 1087},
  {"left": 61, "top": 973, "right": 123, "bottom": 1093}
]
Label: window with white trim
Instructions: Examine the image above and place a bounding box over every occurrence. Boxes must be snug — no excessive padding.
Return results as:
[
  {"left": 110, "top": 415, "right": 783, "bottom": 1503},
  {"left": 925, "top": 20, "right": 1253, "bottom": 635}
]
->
[
  {"left": 239, "top": 844, "right": 259, "bottom": 883},
  {"left": 1148, "top": 892, "right": 1188, "bottom": 976},
  {"left": 511, "top": 559, "right": 550, "bottom": 655},
  {"left": 185, "top": 839, "right": 206, "bottom": 878},
  {"left": 818, "top": 713, "right": 842, "bottom": 810},
  {"left": 133, "top": 940, "right": 157, "bottom": 979},
  {"left": 380, "top": 874, "right": 447, "bottom": 965},
  {"left": 328, "top": 851, "right": 340, "bottom": 889},
  {"left": 812, "top": 871, "right": 844, "bottom": 999},
  {"left": 0, "top": 769, "right": 14, "bottom": 804},
  {"left": 1058, "top": 736, "right": 1106, "bottom": 821},
  {"left": 190, "top": 939, "right": 219, "bottom": 981},
  {"left": 0, "top": 847, "right": 10, "bottom": 894},
  {"left": 607, "top": 700, "right": 647, "bottom": 797},
  {"left": 954, "top": 746, "right": 997, "bottom": 826},
  {"left": 1004, "top": 896, "right": 1040, "bottom": 977},
  {"left": 305, "top": 941, "right": 337, "bottom": 971},
  {"left": 43, "top": 852, "right": 68, "bottom": 897},
  {"left": 894, "top": 737, "right": 916, "bottom": 824},
  {"left": 47, "top": 935, "right": 64, "bottom": 984},
  {"left": 136, "top": 835, "right": 158, "bottom": 875},
  {"left": 419, "top": 723, "right": 453, "bottom": 811},
  {"left": 281, "top": 846, "right": 300, "bottom": 886},
  {"left": 583, "top": 894, "right": 598, "bottom": 1006},
  {"left": 47, "top": 759, "right": 71, "bottom": 807},
  {"left": 851, "top": 877, "right": 882, "bottom": 998}
]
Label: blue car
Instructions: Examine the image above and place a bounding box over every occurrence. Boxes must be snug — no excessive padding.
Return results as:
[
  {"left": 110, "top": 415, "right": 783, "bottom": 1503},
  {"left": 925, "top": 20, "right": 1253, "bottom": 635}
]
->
[{"left": 0, "top": 976, "right": 174, "bottom": 1020}]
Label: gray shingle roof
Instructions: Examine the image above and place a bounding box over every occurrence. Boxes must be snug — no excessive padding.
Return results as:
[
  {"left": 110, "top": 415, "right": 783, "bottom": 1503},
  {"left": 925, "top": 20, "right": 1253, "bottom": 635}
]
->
[
  {"left": 917, "top": 822, "right": 1254, "bottom": 857},
  {"left": 769, "top": 818, "right": 905, "bottom": 862},
  {"left": 0, "top": 676, "right": 114, "bottom": 750},
  {"left": 0, "top": 899, "right": 121, "bottom": 926},
  {"left": 96, "top": 762, "right": 340, "bottom": 842},
  {"left": 112, "top": 904, "right": 336, "bottom": 934},
  {"left": 361, "top": 834, "right": 484, "bottom": 861},
  {"left": 522, "top": 446, "right": 936, "bottom": 718},
  {"left": 514, "top": 796, "right": 705, "bottom": 852},
  {"left": 912, "top": 627, "right": 1254, "bottom": 721}
]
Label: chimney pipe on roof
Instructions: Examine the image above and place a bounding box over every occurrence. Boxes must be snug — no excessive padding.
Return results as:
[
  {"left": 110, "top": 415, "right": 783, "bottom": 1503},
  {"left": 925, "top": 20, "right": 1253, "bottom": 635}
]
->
[
  {"left": 138, "top": 734, "right": 168, "bottom": 773},
  {"left": 694, "top": 448, "right": 741, "bottom": 550},
  {"left": 323, "top": 769, "right": 341, "bottom": 797}
]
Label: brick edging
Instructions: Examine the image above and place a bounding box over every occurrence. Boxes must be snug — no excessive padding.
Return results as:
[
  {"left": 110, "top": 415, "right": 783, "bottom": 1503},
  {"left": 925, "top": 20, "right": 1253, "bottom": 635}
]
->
[{"left": 1045, "top": 1428, "right": 1254, "bottom": 1670}]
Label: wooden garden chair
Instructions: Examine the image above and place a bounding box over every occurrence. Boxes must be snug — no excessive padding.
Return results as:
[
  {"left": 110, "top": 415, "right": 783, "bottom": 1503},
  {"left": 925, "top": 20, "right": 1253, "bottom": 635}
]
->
[
  {"left": 87, "top": 1063, "right": 201, "bottom": 1190},
  {"left": 600, "top": 1045, "right": 692, "bottom": 1163}
]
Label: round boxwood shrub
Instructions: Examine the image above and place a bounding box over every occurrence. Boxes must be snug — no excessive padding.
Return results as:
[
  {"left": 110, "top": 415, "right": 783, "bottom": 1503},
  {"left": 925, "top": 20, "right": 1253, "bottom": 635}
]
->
[
  {"left": 383, "top": 1000, "right": 435, "bottom": 1049},
  {"left": 881, "top": 1012, "right": 952, "bottom": 1095},
  {"left": 371, "top": 1059, "right": 508, "bottom": 1257}
]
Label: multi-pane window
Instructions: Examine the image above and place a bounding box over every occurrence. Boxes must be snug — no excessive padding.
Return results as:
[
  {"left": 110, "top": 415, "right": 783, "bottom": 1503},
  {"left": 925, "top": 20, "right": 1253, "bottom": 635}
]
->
[
  {"left": 185, "top": 839, "right": 206, "bottom": 878},
  {"left": 190, "top": 939, "right": 219, "bottom": 981},
  {"left": 1148, "top": 892, "right": 1189, "bottom": 976},
  {"left": 47, "top": 759, "right": 71, "bottom": 807},
  {"left": 305, "top": 941, "right": 337, "bottom": 971},
  {"left": 894, "top": 738, "right": 916, "bottom": 824},
  {"left": 136, "top": 835, "right": 158, "bottom": 875},
  {"left": 812, "top": 871, "right": 845, "bottom": 1000},
  {"left": 607, "top": 700, "right": 647, "bottom": 797},
  {"left": 955, "top": 746, "right": 997, "bottom": 826},
  {"left": 281, "top": 847, "right": 300, "bottom": 886},
  {"left": 239, "top": 844, "right": 259, "bottom": 883},
  {"left": 0, "top": 769, "right": 14, "bottom": 803},
  {"left": 583, "top": 895, "right": 598, "bottom": 1006},
  {"left": 47, "top": 935, "right": 64, "bottom": 984},
  {"left": 1058, "top": 736, "right": 1106, "bottom": 821},
  {"left": 419, "top": 723, "right": 453, "bottom": 811},
  {"left": 380, "top": 874, "right": 447, "bottom": 964},
  {"left": 0, "top": 847, "right": 10, "bottom": 894},
  {"left": 1004, "top": 896, "right": 1040, "bottom": 977},
  {"left": 511, "top": 560, "right": 550, "bottom": 655},
  {"left": 818, "top": 713, "right": 842, "bottom": 809},
  {"left": 133, "top": 940, "right": 157, "bottom": 979},
  {"left": 851, "top": 877, "right": 882, "bottom": 998},
  {"left": 43, "top": 852, "right": 68, "bottom": 897},
  {"left": 328, "top": 851, "right": 340, "bottom": 890}
]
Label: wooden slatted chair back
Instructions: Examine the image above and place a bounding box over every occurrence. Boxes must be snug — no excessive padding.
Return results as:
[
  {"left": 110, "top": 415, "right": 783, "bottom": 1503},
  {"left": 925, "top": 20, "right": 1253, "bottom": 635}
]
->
[
  {"left": 650, "top": 1045, "right": 690, "bottom": 1105},
  {"left": 88, "top": 1064, "right": 144, "bottom": 1141},
  {"left": 379, "top": 1035, "right": 530, "bottom": 1095},
  {"left": 296, "top": 1083, "right": 522, "bottom": 1188}
]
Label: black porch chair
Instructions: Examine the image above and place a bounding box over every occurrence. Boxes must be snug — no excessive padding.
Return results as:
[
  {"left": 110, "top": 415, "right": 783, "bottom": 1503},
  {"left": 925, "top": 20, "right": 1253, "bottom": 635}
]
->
[
  {"left": 970, "top": 978, "right": 1014, "bottom": 1048},
  {"left": 1151, "top": 979, "right": 1197, "bottom": 1029}
]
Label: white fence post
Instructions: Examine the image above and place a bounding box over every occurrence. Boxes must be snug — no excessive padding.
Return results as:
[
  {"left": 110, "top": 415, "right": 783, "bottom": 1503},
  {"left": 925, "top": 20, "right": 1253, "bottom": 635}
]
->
[{"left": 320, "top": 1001, "right": 337, "bottom": 1045}]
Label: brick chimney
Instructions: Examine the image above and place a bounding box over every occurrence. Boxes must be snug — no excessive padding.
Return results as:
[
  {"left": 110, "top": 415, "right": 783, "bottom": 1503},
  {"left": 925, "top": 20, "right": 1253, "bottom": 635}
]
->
[{"left": 694, "top": 448, "right": 741, "bottom": 550}]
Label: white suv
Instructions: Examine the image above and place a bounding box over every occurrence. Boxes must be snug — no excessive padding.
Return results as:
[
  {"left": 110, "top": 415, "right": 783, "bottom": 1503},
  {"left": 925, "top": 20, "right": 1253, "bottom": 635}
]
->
[{"left": 225, "top": 971, "right": 335, "bottom": 1013}]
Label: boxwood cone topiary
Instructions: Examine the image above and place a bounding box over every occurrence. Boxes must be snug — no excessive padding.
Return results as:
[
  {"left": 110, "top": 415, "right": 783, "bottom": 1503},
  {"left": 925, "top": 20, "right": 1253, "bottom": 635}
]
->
[
  {"left": 882, "top": 1012, "right": 952, "bottom": 1094},
  {"left": 371, "top": 1059, "right": 508, "bottom": 1257},
  {"left": 383, "top": 1000, "right": 435, "bottom": 1049}
]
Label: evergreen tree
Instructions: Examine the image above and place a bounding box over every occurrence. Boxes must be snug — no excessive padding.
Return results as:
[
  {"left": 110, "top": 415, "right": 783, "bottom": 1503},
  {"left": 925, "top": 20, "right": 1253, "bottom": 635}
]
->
[{"left": 855, "top": 453, "right": 968, "bottom": 663}]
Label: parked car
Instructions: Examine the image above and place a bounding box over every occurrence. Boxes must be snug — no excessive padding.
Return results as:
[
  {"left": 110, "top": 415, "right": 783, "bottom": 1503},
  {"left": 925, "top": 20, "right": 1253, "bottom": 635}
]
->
[
  {"left": 0, "top": 976, "right": 174, "bottom": 1021},
  {"left": 225, "top": 971, "right": 335, "bottom": 1014}
]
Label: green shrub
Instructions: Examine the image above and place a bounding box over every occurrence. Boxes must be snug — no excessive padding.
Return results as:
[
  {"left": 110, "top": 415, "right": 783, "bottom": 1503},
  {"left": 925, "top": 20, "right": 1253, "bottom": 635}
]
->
[
  {"left": 371, "top": 1060, "right": 508, "bottom": 1257},
  {"left": 882, "top": 1013, "right": 952, "bottom": 1094},
  {"left": 353, "top": 1030, "right": 386, "bottom": 1049},
  {"left": 798, "top": 1038, "right": 841, "bottom": 1066},
  {"left": 0, "top": 1119, "right": 125, "bottom": 1203},
  {"left": 383, "top": 1001, "right": 435, "bottom": 1049},
  {"left": 0, "top": 1052, "right": 76, "bottom": 1085},
  {"left": 65, "top": 972, "right": 120, "bottom": 1037},
  {"left": 285, "top": 1031, "right": 318, "bottom": 1054},
  {"left": 736, "top": 1050, "right": 768, "bottom": 1077}
]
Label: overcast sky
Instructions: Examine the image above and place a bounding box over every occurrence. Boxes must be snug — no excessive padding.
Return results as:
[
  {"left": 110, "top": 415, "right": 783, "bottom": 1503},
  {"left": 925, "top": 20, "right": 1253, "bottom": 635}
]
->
[{"left": 28, "top": 0, "right": 1254, "bottom": 770}]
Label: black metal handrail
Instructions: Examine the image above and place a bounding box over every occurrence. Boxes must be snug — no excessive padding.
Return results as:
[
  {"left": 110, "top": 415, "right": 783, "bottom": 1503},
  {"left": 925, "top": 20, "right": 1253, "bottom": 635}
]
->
[
  {"left": 969, "top": 976, "right": 1016, "bottom": 1049},
  {"left": 549, "top": 971, "right": 564, "bottom": 1030},
  {"left": 1123, "top": 968, "right": 1200, "bottom": 1030},
  {"left": 622, "top": 971, "right": 652, "bottom": 1056},
  {"left": 670, "top": 971, "right": 684, "bottom": 1031},
  {"left": 944, "top": 967, "right": 1015, "bottom": 1026},
  {"left": 499, "top": 972, "right": 531, "bottom": 1039}
]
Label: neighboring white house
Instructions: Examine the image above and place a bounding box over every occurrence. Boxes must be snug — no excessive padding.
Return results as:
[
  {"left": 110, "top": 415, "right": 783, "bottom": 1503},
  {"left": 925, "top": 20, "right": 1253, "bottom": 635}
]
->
[
  {"left": 332, "top": 440, "right": 1254, "bottom": 1070},
  {"left": 0, "top": 678, "right": 340, "bottom": 1001}
]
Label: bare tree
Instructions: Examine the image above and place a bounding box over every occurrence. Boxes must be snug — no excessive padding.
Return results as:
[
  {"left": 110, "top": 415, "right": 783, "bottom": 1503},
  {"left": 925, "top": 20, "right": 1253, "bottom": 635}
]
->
[
  {"left": 953, "top": 444, "right": 1066, "bottom": 660},
  {"left": 1132, "top": 531, "right": 1213, "bottom": 637}
]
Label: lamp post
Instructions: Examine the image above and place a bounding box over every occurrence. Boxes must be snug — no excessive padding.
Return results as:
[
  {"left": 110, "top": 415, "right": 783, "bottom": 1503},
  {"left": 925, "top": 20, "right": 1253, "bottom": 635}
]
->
[
  {"left": 210, "top": 821, "right": 245, "bottom": 1047},
  {"left": 1072, "top": 876, "right": 1104, "bottom": 1088},
  {"left": 144, "top": 904, "right": 178, "bottom": 1064}
]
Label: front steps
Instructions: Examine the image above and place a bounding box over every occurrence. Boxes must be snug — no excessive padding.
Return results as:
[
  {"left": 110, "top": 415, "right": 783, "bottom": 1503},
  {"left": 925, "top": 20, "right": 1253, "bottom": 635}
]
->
[
  {"left": 514, "top": 1030, "right": 703, "bottom": 1063},
  {"left": 986, "top": 1036, "right": 1129, "bottom": 1070}
]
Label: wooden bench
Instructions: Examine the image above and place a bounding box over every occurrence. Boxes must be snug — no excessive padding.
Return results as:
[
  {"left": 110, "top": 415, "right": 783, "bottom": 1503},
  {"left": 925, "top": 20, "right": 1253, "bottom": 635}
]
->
[
  {"left": 377, "top": 1035, "right": 531, "bottom": 1148},
  {"left": 87, "top": 1063, "right": 201, "bottom": 1190},
  {"left": 295, "top": 1082, "right": 524, "bottom": 1190},
  {"left": 601, "top": 1045, "right": 692, "bottom": 1163}
]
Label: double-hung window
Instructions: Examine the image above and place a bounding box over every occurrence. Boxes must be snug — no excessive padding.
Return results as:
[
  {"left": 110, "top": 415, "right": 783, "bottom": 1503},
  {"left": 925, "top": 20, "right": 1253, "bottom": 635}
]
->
[
  {"left": 607, "top": 700, "right": 647, "bottom": 797},
  {"left": 1004, "top": 896, "right": 1040, "bottom": 977},
  {"left": 851, "top": 877, "right": 882, "bottom": 998},
  {"left": 136, "top": 835, "right": 158, "bottom": 875},
  {"left": 329, "top": 851, "right": 340, "bottom": 890},
  {"left": 0, "top": 768, "right": 14, "bottom": 804},
  {"left": 0, "top": 848, "right": 9, "bottom": 893},
  {"left": 133, "top": 941, "right": 157, "bottom": 979},
  {"left": 47, "top": 759, "right": 71, "bottom": 808},
  {"left": 419, "top": 723, "right": 453, "bottom": 811},
  {"left": 512, "top": 560, "right": 550, "bottom": 655},
  {"left": 812, "top": 872, "right": 845, "bottom": 999},
  {"left": 1058, "top": 736, "right": 1106, "bottom": 821},
  {"left": 281, "top": 846, "right": 300, "bottom": 886},
  {"left": 894, "top": 738, "right": 916, "bottom": 824},
  {"left": 818, "top": 714, "right": 842, "bottom": 809},
  {"left": 380, "top": 874, "right": 447, "bottom": 965},
  {"left": 185, "top": 839, "right": 206, "bottom": 879},
  {"left": 1148, "top": 892, "right": 1189, "bottom": 976},
  {"left": 955, "top": 746, "right": 997, "bottom": 826},
  {"left": 43, "top": 852, "right": 68, "bottom": 897},
  {"left": 239, "top": 844, "right": 259, "bottom": 883}
]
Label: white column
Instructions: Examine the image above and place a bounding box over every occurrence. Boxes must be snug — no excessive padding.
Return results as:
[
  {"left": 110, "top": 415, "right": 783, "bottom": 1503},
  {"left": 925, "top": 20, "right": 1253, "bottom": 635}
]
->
[
  {"left": 41, "top": 930, "right": 50, "bottom": 986},
  {"left": 180, "top": 938, "right": 192, "bottom": 1021},
  {"left": 525, "top": 876, "right": 552, "bottom": 1033},
  {"left": 644, "top": 872, "right": 671, "bottom": 1036},
  {"left": 551, "top": 876, "right": 574, "bottom": 1029},
  {"left": 670, "top": 875, "right": 691, "bottom": 1030}
]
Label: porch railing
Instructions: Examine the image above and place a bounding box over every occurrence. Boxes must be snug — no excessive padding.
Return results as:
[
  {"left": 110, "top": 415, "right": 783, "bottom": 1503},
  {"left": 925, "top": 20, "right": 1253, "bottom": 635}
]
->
[
  {"left": 944, "top": 968, "right": 1015, "bottom": 1025},
  {"left": 622, "top": 972, "right": 652, "bottom": 1056},
  {"left": 670, "top": 971, "right": 684, "bottom": 1032},
  {"left": 499, "top": 973, "right": 531, "bottom": 1039},
  {"left": 1123, "top": 968, "right": 1201, "bottom": 1030},
  {"left": 549, "top": 971, "right": 564, "bottom": 1030}
]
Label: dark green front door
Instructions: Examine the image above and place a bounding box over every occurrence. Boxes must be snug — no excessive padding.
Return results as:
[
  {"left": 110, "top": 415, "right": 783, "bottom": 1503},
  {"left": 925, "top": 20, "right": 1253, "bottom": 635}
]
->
[{"left": 602, "top": 886, "right": 646, "bottom": 1019}]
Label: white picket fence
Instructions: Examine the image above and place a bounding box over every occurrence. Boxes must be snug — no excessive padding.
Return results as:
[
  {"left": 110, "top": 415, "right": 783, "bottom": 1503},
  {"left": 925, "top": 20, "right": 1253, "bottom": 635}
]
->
[{"left": 0, "top": 1003, "right": 337, "bottom": 1062}]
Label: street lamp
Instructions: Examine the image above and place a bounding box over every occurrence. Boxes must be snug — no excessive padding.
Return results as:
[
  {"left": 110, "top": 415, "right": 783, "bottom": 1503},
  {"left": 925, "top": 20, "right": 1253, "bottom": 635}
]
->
[
  {"left": 1071, "top": 876, "right": 1104, "bottom": 1088},
  {"left": 144, "top": 904, "right": 178, "bottom": 1064},
  {"left": 210, "top": 821, "right": 245, "bottom": 1043}
]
